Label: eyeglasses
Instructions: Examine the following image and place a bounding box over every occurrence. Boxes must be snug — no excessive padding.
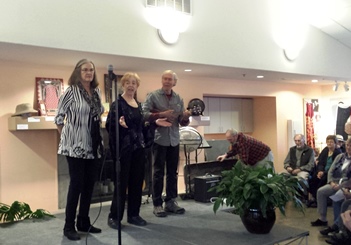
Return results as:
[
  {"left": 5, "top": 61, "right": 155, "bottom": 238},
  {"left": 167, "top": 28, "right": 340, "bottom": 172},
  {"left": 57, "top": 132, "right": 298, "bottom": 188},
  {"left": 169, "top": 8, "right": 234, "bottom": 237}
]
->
[{"left": 81, "top": 68, "right": 94, "bottom": 73}]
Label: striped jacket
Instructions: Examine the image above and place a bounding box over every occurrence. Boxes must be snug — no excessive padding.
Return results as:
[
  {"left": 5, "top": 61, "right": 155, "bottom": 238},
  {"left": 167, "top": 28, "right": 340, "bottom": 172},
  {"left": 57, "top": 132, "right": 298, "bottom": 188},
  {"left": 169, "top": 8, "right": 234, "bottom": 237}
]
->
[{"left": 54, "top": 85, "right": 104, "bottom": 159}]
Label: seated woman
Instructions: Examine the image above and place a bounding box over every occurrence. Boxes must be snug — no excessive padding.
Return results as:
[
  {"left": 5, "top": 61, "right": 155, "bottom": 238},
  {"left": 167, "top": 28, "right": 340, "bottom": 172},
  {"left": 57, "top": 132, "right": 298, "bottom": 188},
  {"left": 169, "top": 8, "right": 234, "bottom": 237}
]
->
[
  {"left": 308, "top": 135, "right": 342, "bottom": 207},
  {"left": 321, "top": 183, "right": 351, "bottom": 238},
  {"left": 311, "top": 137, "right": 351, "bottom": 227}
]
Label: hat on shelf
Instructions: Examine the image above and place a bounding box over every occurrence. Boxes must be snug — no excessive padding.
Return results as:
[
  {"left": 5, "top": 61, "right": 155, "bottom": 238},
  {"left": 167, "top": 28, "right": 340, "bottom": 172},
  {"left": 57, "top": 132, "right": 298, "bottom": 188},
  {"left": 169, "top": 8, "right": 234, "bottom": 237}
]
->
[
  {"left": 12, "top": 103, "right": 38, "bottom": 117},
  {"left": 336, "top": 134, "right": 345, "bottom": 142}
]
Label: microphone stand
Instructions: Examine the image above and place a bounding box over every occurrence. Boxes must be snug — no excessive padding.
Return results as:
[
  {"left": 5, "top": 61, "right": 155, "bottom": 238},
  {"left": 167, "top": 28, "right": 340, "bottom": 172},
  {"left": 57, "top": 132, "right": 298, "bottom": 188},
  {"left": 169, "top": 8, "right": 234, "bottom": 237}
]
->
[{"left": 111, "top": 72, "right": 122, "bottom": 245}]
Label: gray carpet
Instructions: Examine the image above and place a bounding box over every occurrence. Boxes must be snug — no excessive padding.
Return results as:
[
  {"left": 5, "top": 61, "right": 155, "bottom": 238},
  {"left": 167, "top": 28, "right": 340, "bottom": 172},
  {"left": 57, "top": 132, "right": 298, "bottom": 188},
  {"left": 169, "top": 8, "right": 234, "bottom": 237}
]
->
[{"left": 0, "top": 198, "right": 309, "bottom": 245}]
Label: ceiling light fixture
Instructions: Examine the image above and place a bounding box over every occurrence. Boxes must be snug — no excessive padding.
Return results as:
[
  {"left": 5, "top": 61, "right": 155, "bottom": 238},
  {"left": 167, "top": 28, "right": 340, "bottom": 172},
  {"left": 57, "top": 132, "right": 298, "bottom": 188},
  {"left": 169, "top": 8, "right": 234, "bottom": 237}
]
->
[
  {"left": 344, "top": 81, "right": 349, "bottom": 92},
  {"left": 333, "top": 81, "right": 339, "bottom": 91},
  {"left": 311, "top": 79, "right": 318, "bottom": 83},
  {"left": 257, "top": 75, "right": 264, "bottom": 78}
]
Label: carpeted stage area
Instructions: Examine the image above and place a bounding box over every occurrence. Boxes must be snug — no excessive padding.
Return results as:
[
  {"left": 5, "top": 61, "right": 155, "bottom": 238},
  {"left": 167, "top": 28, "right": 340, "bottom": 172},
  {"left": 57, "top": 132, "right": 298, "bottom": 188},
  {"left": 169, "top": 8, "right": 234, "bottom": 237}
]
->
[{"left": 0, "top": 198, "right": 309, "bottom": 245}]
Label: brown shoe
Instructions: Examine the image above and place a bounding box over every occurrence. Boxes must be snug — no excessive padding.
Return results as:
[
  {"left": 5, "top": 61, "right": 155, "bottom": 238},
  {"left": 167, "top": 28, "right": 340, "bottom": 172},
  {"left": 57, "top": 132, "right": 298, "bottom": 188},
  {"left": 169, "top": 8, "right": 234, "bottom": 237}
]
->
[
  {"left": 153, "top": 206, "right": 167, "bottom": 217},
  {"left": 164, "top": 199, "right": 185, "bottom": 214}
]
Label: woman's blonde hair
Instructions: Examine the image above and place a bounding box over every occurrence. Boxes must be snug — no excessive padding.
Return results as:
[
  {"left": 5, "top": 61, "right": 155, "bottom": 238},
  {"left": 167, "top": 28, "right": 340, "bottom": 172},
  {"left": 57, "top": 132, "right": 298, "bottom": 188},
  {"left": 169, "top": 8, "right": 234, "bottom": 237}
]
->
[{"left": 120, "top": 72, "right": 141, "bottom": 87}]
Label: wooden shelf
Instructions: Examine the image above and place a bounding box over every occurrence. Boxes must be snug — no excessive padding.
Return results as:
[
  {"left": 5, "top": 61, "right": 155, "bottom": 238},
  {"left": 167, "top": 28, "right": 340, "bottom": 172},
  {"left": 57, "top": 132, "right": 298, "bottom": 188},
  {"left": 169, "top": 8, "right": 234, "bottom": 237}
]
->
[
  {"left": 9, "top": 116, "right": 107, "bottom": 131},
  {"left": 8, "top": 116, "right": 56, "bottom": 131}
]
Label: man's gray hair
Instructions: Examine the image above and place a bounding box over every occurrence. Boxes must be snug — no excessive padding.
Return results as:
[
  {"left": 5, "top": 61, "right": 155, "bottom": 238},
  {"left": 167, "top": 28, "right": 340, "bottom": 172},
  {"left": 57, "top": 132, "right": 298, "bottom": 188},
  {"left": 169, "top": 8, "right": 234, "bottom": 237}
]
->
[
  {"left": 294, "top": 134, "right": 305, "bottom": 142},
  {"left": 226, "top": 128, "right": 238, "bottom": 136},
  {"left": 162, "top": 70, "right": 178, "bottom": 82}
]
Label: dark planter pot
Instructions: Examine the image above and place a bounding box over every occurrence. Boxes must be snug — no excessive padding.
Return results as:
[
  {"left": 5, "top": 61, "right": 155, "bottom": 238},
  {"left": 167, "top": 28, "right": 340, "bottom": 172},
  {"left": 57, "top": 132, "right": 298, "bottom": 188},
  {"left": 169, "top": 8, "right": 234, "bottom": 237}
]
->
[{"left": 240, "top": 208, "right": 276, "bottom": 234}]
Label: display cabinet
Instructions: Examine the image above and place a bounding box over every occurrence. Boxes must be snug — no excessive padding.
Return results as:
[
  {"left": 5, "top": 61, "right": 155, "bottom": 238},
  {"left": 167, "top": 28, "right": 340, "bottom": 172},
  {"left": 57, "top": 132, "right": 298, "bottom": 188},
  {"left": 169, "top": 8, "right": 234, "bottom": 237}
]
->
[{"left": 203, "top": 97, "right": 253, "bottom": 134}]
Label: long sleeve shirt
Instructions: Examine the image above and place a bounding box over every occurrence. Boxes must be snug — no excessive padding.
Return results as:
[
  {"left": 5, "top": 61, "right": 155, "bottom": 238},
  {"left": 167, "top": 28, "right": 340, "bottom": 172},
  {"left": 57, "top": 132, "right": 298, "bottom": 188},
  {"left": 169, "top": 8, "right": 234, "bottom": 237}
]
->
[
  {"left": 142, "top": 89, "right": 189, "bottom": 147},
  {"left": 327, "top": 153, "right": 351, "bottom": 185},
  {"left": 226, "top": 133, "right": 271, "bottom": 166}
]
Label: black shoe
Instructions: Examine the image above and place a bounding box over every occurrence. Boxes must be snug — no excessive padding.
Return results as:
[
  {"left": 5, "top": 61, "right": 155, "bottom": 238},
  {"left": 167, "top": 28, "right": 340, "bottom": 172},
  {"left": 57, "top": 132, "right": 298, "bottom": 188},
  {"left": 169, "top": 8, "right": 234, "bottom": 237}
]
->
[
  {"left": 63, "top": 229, "right": 80, "bottom": 241},
  {"left": 311, "top": 219, "right": 328, "bottom": 226},
  {"left": 127, "top": 216, "right": 147, "bottom": 226},
  {"left": 320, "top": 225, "right": 339, "bottom": 236},
  {"left": 77, "top": 225, "right": 102, "bottom": 233},
  {"left": 108, "top": 217, "right": 122, "bottom": 230},
  {"left": 76, "top": 216, "right": 102, "bottom": 233}
]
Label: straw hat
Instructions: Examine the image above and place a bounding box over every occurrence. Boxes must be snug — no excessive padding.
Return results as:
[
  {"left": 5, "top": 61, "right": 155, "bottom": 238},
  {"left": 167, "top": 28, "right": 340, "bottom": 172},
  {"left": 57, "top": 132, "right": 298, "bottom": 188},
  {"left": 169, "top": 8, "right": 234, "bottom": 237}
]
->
[{"left": 12, "top": 103, "right": 38, "bottom": 117}]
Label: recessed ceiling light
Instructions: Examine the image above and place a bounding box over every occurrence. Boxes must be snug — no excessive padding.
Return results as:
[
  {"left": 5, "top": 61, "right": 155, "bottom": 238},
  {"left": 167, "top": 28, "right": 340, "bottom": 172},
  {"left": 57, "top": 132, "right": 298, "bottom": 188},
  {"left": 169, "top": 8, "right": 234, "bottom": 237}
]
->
[
  {"left": 184, "top": 69, "right": 192, "bottom": 72},
  {"left": 311, "top": 79, "right": 318, "bottom": 83},
  {"left": 257, "top": 75, "right": 264, "bottom": 78}
]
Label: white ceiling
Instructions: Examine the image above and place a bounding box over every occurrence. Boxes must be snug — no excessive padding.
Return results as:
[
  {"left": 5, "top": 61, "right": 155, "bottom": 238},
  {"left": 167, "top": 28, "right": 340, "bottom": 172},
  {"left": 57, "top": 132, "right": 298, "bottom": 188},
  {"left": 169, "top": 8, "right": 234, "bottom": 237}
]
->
[
  {"left": 1, "top": 0, "right": 351, "bottom": 86},
  {"left": 310, "top": 0, "right": 351, "bottom": 50}
]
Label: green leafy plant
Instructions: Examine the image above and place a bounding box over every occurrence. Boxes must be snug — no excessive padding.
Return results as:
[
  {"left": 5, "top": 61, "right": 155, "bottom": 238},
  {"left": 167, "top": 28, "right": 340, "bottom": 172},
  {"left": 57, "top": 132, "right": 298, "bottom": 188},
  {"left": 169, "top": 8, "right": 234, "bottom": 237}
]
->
[
  {"left": 0, "top": 201, "right": 55, "bottom": 223},
  {"left": 211, "top": 160, "right": 305, "bottom": 218}
]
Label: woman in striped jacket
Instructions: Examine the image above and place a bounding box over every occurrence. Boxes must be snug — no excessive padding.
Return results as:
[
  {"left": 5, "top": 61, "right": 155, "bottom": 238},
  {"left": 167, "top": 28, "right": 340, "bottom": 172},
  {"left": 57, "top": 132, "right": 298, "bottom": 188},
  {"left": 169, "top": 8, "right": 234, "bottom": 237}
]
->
[{"left": 55, "top": 59, "right": 104, "bottom": 241}]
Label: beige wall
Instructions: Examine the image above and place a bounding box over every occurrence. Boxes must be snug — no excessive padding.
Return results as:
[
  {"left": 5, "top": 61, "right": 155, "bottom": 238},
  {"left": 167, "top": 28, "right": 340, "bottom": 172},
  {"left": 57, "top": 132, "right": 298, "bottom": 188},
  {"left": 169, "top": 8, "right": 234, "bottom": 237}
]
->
[
  {"left": 0, "top": 59, "right": 332, "bottom": 212},
  {"left": 252, "top": 97, "right": 278, "bottom": 170},
  {"left": 1, "top": 1, "right": 351, "bottom": 79}
]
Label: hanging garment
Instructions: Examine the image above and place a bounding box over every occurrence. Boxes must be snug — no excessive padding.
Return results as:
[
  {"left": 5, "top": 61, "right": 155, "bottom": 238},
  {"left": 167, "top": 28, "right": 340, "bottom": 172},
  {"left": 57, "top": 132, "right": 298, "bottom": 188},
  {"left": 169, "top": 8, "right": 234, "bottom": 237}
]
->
[
  {"left": 305, "top": 102, "right": 315, "bottom": 148},
  {"left": 336, "top": 106, "right": 351, "bottom": 140},
  {"left": 44, "top": 84, "right": 59, "bottom": 110}
]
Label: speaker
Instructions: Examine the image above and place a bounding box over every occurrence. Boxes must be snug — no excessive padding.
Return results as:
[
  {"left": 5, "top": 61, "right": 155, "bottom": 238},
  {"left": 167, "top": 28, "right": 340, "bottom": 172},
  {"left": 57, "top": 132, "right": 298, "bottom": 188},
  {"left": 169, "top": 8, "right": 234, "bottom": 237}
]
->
[{"left": 194, "top": 175, "right": 221, "bottom": 203}]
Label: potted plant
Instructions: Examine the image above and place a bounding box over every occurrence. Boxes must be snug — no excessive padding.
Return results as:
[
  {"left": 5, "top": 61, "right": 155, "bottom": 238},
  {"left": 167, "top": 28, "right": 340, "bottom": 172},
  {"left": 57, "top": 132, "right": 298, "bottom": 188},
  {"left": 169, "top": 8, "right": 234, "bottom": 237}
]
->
[{"left": 211, "top": 160, "right": 304, "bottom": 234}]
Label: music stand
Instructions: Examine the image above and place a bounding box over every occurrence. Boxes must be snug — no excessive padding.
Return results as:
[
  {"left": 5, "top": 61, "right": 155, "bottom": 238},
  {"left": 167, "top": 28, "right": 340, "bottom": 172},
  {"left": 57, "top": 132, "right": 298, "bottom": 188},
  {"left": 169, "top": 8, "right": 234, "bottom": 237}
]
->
[{"left": 180, "top": 138, "right": 202, "bottom": 200}]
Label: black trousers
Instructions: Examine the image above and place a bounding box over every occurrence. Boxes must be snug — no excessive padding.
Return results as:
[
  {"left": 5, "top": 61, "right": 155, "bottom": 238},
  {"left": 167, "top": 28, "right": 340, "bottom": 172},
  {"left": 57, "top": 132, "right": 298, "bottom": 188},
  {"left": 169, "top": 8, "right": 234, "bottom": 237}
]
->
[
  {"left": 110, "top": 147, "right": 145, "bottom": 220},
  {"left": 65, "top": 156, "right": 99, "bottom": 229},
  {"left": 309, "top": 172, "right": 328, "bottom": 199},
  {"left": 152, "top": 143, "right": 180, "bottom": 207}
]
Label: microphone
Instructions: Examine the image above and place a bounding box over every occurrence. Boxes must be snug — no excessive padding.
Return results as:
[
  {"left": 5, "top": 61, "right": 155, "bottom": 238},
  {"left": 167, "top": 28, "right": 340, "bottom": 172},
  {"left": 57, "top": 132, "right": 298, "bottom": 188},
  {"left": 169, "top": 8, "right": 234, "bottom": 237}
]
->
[{"left": 108, "top": 64, "right": 116, "bottom": 81}]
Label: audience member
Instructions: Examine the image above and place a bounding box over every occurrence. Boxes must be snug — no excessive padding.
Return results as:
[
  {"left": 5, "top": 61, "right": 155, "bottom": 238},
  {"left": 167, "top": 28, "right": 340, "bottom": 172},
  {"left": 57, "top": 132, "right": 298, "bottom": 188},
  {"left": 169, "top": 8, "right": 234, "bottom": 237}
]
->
[
  {"left": 321, "top": 189, "right": 351, "bottom": 238},
  {"left": 142, "top": 70, "right": 191, "bottom": 218},
  {"left": 341, "top": 209, "right": 351, "bottom": 231},
  {"left": 311, "top": 137, "right": 351, "bottom": 227},
  {"left": 337, "top": 134, "right": 346, "bottom": 153},
  {"left": 325, "top": 198, "right": 351, "bottom": 245},
  {"left": 283, "top": 134, "right": 314, "bottom": 180},
  {"left": 308, "top": 135, "right": 342, "bottom": 207}
]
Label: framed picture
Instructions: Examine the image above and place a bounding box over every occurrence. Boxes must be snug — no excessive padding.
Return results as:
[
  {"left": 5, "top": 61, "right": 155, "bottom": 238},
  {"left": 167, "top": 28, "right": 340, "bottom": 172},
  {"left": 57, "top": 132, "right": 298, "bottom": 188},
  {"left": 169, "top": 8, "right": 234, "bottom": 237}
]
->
[{"left": 36, "top": 77, "right": 64, "bottom": 116}]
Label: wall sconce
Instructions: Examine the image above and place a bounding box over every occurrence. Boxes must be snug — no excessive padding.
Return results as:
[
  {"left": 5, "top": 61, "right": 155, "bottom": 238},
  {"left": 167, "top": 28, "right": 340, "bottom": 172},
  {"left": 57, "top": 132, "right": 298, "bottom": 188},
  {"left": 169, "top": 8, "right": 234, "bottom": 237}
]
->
[
  {"left": 144, "top": 0, "right": 192, "bottom": 45},
  {"left": 269, "top": 1, "right": 309, "bottom": 61},
  {"left": 333, "top": 81, "right": 339, "bottom": 91},
  {"left": 157, "top": 29, "right": 180, "bottom": 45},
  {"left": 344, "top": 81, "right": 349, "bottom": 92}
]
